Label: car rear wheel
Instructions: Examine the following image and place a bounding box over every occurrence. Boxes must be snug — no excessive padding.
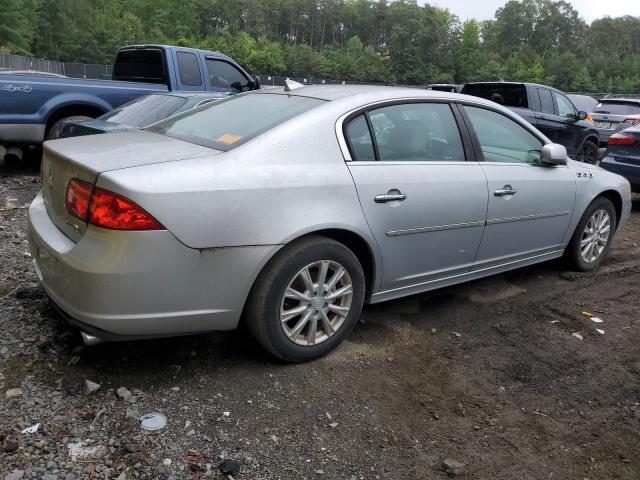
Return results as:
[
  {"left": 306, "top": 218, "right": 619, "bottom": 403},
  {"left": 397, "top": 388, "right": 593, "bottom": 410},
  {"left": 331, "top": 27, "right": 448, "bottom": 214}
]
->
[
  {"left": 567, "top": 197, "right": 616, "bottom": 271},
  {"left": 577, "top": 139, "right": 599, "bottom": 164},
  {"left": 245, "top": 235, "right": 365, "bottom": 362}
]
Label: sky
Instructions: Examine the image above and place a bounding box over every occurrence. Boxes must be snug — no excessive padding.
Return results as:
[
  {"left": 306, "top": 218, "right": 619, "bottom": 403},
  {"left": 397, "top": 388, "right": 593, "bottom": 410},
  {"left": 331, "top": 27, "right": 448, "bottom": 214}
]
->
[{"left": 428, "top": 0, "right": 640, "bottom": 23}]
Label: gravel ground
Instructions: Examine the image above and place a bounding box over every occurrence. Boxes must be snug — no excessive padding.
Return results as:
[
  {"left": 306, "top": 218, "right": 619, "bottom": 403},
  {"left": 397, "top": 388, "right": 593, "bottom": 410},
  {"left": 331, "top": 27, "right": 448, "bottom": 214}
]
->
[{"left": 1, "top": 159, "right": 639, "bottom": 480}]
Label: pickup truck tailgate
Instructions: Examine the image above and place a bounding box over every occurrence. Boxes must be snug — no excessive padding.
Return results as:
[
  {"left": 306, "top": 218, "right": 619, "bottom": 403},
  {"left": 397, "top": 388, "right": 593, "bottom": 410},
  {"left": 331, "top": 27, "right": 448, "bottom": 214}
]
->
[{"left": 42, "top": 130, "right": 218, "bottom": 242}]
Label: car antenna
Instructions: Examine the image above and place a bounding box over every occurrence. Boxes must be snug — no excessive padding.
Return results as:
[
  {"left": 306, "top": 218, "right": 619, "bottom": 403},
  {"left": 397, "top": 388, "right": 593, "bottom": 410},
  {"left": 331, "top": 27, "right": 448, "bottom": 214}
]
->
[{"left": 284, "top": 79, "right": 304, "bottom": 92}]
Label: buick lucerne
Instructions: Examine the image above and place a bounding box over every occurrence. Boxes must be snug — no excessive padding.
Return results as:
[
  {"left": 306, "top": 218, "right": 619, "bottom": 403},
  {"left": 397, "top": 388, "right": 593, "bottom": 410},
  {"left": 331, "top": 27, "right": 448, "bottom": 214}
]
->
[{"left": 28, "top": 84, "right": 631, "bottom": 361}]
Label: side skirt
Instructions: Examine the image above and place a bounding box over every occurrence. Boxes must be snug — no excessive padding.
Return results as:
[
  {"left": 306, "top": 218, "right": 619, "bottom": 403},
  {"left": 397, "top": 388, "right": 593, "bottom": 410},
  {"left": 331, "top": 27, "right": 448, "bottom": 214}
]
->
[{"left": 367, "top": 250, "right": 564, "bottom": 304}]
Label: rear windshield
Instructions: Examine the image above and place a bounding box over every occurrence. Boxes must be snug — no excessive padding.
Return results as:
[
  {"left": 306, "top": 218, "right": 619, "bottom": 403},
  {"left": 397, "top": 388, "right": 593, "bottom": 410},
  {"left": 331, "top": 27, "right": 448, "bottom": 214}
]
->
[
  {"left": 147, "top": 93, "right": 325, "bottom": 150},
  {"left": 462, "top": 84, "right": 528, "bottom": 108},
  {"left": 112, "top": 49, "right": 166, "bottom": 84},
  {"left": 593, "top": 101, "right": 640, "bottom": 115},
  {"left": 100, "top": 95, "right": 187, "bottom": 127}
]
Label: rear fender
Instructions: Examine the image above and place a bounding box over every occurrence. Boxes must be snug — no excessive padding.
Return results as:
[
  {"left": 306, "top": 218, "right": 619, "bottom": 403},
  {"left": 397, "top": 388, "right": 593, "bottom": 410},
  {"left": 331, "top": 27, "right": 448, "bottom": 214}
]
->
[{"left": 40, "top": 94, "right": 112, "bottom": 124}]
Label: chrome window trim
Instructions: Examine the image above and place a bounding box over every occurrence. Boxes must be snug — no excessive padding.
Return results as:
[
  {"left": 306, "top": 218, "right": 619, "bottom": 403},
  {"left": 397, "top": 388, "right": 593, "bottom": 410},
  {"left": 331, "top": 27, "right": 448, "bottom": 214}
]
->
[{"left": 348, "top": 160, "right": 479, "bottom": 167}]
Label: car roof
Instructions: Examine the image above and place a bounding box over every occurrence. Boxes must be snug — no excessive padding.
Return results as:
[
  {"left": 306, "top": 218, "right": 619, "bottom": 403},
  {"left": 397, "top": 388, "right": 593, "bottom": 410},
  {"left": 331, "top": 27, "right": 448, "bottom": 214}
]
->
[
  {"left": 465, "top": 81, "right": 572, "bottom": 92},
  {"left": 250, "top": 84, "right": 516, "bottom": 117},
  {"left": 118, "top": 45, "right": 236, "bottom": 63},
  {"left": 253, "top": 84, "right": 466, "bottom": 101}
]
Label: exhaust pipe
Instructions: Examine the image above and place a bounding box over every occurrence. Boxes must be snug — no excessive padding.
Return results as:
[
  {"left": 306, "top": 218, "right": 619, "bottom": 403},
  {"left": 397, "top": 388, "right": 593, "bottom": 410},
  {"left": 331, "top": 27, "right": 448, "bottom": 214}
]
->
[
  {"left": 80, "top": 331, "right": 103, "bottom": 346},
  {"left": 4, "top": 146, "right": 23, "bottom": 164}
]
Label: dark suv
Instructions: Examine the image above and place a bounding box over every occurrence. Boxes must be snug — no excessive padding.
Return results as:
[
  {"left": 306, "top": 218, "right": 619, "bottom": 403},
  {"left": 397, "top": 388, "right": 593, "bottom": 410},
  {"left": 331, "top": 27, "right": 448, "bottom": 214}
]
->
[{"left": 462, "top": 82, "right": 600, "bottom": 163}]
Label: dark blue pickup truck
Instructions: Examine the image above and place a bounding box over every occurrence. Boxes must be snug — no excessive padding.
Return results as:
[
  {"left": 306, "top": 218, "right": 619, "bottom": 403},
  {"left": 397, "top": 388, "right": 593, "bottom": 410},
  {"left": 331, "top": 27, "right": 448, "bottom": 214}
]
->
[{"left": 0, "top": 45, "right": 260, "bottom": 161}]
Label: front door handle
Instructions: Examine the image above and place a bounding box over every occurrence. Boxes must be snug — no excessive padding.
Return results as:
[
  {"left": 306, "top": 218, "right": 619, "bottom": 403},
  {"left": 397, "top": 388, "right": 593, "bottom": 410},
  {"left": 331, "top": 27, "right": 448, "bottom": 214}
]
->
[
  {"left": 494, "top": 185, "right": 517, "bottom": 197},
  {"left": 374, "top": 193, "right": 407, "bottom": 203}
]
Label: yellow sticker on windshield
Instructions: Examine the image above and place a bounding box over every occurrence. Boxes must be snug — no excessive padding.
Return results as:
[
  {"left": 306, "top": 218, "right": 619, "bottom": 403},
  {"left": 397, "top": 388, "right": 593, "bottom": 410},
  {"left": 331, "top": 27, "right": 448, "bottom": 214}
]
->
[{"left": 216, "top": 133, "right": 241, "bottom": 144}]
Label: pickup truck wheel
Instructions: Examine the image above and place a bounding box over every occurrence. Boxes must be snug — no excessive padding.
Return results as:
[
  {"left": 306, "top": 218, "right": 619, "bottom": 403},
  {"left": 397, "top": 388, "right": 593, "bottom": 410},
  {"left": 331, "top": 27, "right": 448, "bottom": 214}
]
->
[
  {"left": 577, "top": 139, "right": 598, "bottom": 164},
  {"left": 46, "top": 116, "right": 93, "bottom": 141}
]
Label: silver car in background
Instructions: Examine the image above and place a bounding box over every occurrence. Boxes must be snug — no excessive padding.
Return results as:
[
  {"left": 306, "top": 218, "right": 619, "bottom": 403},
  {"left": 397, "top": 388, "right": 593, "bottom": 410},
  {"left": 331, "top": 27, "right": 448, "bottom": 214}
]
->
[
  {"left": 28, "top": 84, "right": 631, "bottom": 362},
  {"left": 592, "top": 97, "right": 640, "bottom": 145}
]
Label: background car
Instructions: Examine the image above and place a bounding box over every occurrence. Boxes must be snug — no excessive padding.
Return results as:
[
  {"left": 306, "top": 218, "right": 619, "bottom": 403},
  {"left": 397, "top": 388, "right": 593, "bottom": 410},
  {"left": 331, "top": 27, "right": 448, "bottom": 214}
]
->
[
  {"left": 0, "top": 44, "right": 259, "bottom": 163},
  {"left": 462, "top": 82, "right": 600, "bottom": 164},
  {"left": 591, "top": 97, "right": 640, "bottom": 145},
  {"left": 427, "top": 84, "right": 462, "bottom": 93},
  {"left": 567, "top": 94, "right": 598, "bottom": 117},
  {"left": 52, "top": 92, "right": 228, "bottom": 139},
  {"left": 29, "top": 84, "right": 630, "bottom": 362},
  {"left": 600, "top": 124, "right": 640, "bottom": 191}
]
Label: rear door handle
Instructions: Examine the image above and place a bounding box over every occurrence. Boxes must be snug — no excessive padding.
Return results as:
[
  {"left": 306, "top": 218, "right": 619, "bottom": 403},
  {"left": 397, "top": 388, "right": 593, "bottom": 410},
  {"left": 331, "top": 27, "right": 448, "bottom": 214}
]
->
[
  {"left": 494, "top": 185, "right": 517, "bottom": 197},
  {"left": 374, "top": 193, "right": 407, "bottom": 203}
]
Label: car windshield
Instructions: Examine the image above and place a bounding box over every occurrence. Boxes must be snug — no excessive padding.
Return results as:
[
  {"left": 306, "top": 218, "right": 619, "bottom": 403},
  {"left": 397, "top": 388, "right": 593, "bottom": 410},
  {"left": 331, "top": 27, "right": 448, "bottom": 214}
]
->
[
  {"left": 594, "top": 101, "right": 640, "bottom": 115},
  {"left": 147, "top": 93, "right": 325, "bottom": 150},
  {"left": 462, "top": 84, "right": 528, "bottom": 108},
  {"left": 100, "top": 95, "right": 188, "bottom": 127}
]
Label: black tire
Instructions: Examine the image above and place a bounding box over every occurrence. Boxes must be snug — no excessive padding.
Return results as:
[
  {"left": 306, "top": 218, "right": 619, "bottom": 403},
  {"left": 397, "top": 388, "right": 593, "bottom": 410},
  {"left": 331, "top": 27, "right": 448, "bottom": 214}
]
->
[
  {"left": 46, "top": 115, "right": 94, "bottom": 141},
  {"left": 567, "top": 197, "right": 617, "bottom": 271},
  {"left": 245, "top": 235, "right": 365, "bottom": 362},
  {"left": 577, "top": 139, "right": 599, "bottom": 164}
]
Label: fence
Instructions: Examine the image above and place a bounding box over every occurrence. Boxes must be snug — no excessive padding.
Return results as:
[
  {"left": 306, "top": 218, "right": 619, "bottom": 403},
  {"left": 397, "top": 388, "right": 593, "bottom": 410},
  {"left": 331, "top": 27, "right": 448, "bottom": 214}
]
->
[
  {"left": 0, "top": 52, "right": 375, "bottom": 84},
  {"left": 0, "top": 52, "right": 625, "bottom": 98},
  {"left": 0, "top": 52, "right": 112, "bottom": 79}
]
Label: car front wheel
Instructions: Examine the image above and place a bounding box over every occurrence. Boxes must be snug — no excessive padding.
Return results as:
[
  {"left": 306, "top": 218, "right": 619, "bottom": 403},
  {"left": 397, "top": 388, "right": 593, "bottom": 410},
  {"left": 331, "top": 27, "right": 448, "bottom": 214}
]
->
[
  {"left": 577, "top": 139, "right": 599, "bottom": 164},
  {"left": 245, "top": 235, "right": 365, "bottom": 362},
  {"left": 567, "top": 197, "right": 616, "bottom": 271}
]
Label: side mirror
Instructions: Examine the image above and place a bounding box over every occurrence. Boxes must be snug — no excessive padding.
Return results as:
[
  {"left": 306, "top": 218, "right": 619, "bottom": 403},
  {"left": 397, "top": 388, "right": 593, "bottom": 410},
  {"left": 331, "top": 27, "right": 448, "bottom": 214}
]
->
[
  {"left": 540, "top": 143, "right": 568, "bottom": 166},
  {"left": 577, "top": 111, "right": 588, "bottom": 121},
  {"left": 252, "top": 75, "right": 261, "bottom": 90}
]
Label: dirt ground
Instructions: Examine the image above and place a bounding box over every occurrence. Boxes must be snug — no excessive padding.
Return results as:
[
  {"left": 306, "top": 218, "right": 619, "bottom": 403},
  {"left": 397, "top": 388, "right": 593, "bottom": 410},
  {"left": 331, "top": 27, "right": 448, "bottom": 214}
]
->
[{"left": 1, "top": 159, "right": 639, "bottom": 480}]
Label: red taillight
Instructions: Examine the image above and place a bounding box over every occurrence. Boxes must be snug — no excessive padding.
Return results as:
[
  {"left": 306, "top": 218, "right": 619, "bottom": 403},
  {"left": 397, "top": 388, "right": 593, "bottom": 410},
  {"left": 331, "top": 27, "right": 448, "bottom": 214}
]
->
[
  {"left": 622, "top": 117, "right": 640, "bottom": 125},
  {"left": 608, "top": 133, "right": 637, "bottom": 145},
  {"left": 66, "top": 179, "right": 93, "bottom": 221},
  {"left": 88, "top": 187, "right": 162, "bottom": 230},
  {"left": 65, "top": 179, "right": 162, "bottom": 231}
]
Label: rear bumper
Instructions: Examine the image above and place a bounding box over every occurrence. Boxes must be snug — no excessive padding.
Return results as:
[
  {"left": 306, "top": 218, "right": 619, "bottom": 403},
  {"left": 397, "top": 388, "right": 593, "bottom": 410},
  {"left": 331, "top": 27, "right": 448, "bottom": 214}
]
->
[
  {"left": 0, "top": 123, "right": 46, "bottom": 144},
  {"left": 28, "top": 191, "right": 280, "bottom": 339},
  {"left": 600, "top": 155, "right": 640, "bottom": 191}
]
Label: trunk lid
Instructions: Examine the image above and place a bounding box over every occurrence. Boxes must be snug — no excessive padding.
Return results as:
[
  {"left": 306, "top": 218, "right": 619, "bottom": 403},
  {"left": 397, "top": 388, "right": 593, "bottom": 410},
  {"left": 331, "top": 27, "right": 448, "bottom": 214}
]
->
[
  {"left": 606, "top": 127, "right": 640, "bottom": 166},
  {"left": 42, "top": 130, "right": 218, "bottom": 242},
  {"left": 591, "top": 113, "right": 629, "bottom": 131}
]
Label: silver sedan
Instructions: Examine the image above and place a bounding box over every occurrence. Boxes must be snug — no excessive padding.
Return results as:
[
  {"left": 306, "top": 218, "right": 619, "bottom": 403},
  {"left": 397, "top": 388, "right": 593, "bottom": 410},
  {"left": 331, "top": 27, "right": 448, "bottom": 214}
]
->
[{"left": 28, "top": 84, "right": 632, "bottom": 362}]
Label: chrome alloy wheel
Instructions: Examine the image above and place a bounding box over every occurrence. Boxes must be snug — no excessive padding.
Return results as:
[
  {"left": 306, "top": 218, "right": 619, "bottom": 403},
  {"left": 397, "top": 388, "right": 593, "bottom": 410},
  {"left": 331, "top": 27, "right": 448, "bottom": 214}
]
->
[
  {"left": 280, "top": 260, "right": 353, "bottom": 346},
  {"left": 580, "top": 209, "right": 611, "bottom": 263}
]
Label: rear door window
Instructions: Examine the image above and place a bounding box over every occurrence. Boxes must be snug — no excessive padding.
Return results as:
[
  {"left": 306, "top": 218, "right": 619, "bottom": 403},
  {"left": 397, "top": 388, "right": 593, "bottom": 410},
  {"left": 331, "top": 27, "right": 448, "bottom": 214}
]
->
[
  {"left": 176, "top": 52, "right": 202, "bottom": 87},
  {"left": 148, "top": 93, "right": 324, "bottom": 150},
  {"left": 206, "top": 59, "right": 250, "bottom": 92},
  {"left": 345, "top": 114, "right": 375, "bottom": 161},
  {"left": 366, "top": 103, "right": 465, "bottom": 162},
  {"left": 538, "top": 88, "right": 555, "bottom": 115},
  {"left": 464, "top": 106, "right": 543, "bottom": 164}
]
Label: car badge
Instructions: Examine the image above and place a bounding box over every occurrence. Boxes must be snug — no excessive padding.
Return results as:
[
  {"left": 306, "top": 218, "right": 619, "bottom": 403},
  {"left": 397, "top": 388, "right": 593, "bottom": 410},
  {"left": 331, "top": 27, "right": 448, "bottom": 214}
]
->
[{"left": 47, "top": 173, "right": 54, "bottom": 196}]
